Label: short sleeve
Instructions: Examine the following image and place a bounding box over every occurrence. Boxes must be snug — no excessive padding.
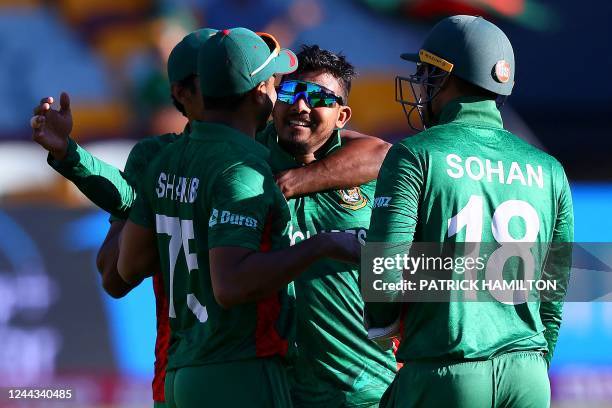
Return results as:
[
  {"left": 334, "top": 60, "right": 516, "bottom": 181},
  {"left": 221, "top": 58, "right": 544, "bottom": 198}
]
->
[
  {"left": 368, "top": 142, "right": 425, "bottom": 244},
  {"left": 128, "top": 159, "right": 156, "bottom": 229},
  {"left": 364, "top": 143, "right": 425, "bottom": 326},
  {"left": 207, "top": 162, "right": 276, "bottom": 251}
]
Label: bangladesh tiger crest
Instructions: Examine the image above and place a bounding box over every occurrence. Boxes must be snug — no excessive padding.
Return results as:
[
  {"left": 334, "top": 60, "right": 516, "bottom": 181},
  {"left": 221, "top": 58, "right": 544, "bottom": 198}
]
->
[{"left": 336, "top": 187, "right": 367, "bottom": 210}]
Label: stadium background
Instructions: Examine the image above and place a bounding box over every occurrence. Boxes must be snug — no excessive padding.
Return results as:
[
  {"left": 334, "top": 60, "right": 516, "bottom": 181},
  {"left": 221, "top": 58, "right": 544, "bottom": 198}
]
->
[{"left": 0, "top": 0, "right": 610, "bottom": 406}]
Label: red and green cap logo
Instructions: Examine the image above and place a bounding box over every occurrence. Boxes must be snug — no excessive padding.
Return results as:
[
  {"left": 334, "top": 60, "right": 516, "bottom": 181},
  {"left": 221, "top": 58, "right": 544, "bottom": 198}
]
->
[{"left": 198, "top": 27, "right": 298, "bottom": 97}]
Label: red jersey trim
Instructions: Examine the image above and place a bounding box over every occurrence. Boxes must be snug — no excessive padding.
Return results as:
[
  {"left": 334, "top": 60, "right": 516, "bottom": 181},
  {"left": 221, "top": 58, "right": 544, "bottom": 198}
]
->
[
  {"left": 152, "top": 271, "right": 170, "bottom": 402},
  {"left": 255, "top": 214, "right": 288, "bottom": 357}
]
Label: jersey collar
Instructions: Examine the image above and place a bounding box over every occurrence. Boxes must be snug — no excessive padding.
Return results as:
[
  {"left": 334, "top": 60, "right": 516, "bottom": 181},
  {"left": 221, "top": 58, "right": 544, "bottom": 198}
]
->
[
  {"left": 437, "top": 96, "right": 503, "bottom": 129},
  {"left": 189, "top": 120, "right": 270, "bottom": 160}
]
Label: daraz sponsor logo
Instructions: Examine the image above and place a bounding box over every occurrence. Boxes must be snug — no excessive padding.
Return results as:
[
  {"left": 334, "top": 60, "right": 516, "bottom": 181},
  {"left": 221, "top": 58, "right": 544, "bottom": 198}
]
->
[
  {"left": 208, "top": 208, "right": 258, "bottom": 228},
  {"left": 373, "top": 196, "right": 391, "bottom": 208}
]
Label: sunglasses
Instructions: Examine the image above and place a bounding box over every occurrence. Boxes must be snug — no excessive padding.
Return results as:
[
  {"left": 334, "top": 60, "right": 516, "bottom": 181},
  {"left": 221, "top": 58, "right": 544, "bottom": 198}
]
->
[{"left": 277, "top": 80, "right": 345, "bottom": 108}]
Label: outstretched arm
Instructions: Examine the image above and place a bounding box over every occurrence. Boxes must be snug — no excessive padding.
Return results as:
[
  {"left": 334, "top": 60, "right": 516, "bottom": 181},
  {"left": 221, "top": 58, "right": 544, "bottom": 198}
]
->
[
  {"left": 31, "top": 93, "right": 135, "bottom": 219},
  {"left": 275, "top": 130, "right": 391, "bottom": 198},
  {"left": 209, "top": 232, "right": 359, "bottom": 308}
]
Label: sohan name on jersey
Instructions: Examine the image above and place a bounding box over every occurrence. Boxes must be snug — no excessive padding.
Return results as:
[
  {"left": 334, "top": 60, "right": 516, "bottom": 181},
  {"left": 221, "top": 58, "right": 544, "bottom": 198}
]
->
[
  {"left": 446, "top": 154, "right": 544, "bottom": 189},
  {"left": 156, "top": 172, "right": 200, "bottom": 203}
]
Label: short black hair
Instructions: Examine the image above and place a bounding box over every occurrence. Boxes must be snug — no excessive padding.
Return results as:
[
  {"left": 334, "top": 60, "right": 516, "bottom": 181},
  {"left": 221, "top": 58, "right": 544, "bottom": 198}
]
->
[
  {"left": 171, "top": 74, "right": 198, "bottom": 117},
  {"left": 201, "top": 92, "right": 249, "bottom": 110},
  {"left": 289, "top": 44, "right": 356, "bottom": 99}
]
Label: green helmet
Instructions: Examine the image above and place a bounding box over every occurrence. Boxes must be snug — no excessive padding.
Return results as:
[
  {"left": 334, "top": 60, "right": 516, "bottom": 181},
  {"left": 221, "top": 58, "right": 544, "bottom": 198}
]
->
[{"left": 401, "top": 15, "right": 515, "bottom": 96}]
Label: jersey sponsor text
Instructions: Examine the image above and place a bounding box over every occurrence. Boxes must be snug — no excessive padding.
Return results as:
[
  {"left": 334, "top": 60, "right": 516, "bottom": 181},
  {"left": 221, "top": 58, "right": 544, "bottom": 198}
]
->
[
  {"left": 373, "top": 196, "right": 392, "bottom": 208},
  {"left": 208, "top": 208, "right": 258, "bottom": 228}
]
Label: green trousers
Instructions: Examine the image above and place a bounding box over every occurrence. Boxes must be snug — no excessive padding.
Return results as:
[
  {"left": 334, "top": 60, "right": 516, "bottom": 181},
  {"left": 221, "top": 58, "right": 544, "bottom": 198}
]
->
[
  {"left": 165, "top": 357, "right": 292, "bottom": 408},
  {"left": 381, "top": 351, "right": 550, "bottom": 408}
]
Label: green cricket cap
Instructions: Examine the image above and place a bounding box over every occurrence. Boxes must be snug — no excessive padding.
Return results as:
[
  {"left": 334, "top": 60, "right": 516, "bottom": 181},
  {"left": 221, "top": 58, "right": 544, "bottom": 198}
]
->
[
  {"left": 401, "top": 15, "right": 515, "bottom": 96},
  {"left": 167, "top": 28, "right": 218, "bottom": 82},
  {"left": 198, "top": 27, "right": 298, "bottom": 97}
]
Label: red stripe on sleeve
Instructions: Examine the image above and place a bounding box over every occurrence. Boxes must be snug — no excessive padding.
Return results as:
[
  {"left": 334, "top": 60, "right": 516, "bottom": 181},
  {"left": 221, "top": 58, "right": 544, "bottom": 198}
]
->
[
  {"left": 255, "top": 214, "right": 288, "bottom": 357},
  {"left": 152, "top": 271, "right": 170, "bottom": 402}
]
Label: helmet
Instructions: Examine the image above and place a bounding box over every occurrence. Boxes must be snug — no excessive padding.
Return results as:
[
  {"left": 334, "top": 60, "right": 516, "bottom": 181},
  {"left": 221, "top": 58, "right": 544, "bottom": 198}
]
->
[
  {"left": 402, "top": 15, "right": 514, "bottom": 95},
  {"left": 396, "top": 15, "right": 514, "bottom": 130}
]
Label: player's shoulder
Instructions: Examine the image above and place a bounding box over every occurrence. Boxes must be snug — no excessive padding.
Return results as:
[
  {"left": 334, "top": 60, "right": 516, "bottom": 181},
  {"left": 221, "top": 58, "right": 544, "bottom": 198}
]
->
[
  {"left": 501, "top": 129, "right": 566, "bottom": 171},
  {"left": 127, "top": 132, "right": 181, "bottom": 163},
  {"left": 395, "top": 125, "right": 446, "bottom": 151}
]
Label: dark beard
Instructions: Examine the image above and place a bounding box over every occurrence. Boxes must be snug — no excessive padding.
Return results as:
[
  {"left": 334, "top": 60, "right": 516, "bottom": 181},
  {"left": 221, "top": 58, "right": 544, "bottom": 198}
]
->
[{"left": 278, "top": 135, "right": 311, "bottom": 156}]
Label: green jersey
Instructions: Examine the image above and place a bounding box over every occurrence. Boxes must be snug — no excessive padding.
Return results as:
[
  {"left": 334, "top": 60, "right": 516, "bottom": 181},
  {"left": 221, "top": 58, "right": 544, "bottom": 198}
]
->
[
  {"left": 258, "top": 124, "right": 396, "bottom": 407},
  {"left": 47, "top": 130, "right": 183, "bottom": 220},
  {"left": 47, "top": 129, "right": 185, "bottom": 403},
  {"left": 130, "top": 121, "right": 292, "bottom": 371},
  {"left": 367, "top": 97, "right": 573, "bottom": 364}
]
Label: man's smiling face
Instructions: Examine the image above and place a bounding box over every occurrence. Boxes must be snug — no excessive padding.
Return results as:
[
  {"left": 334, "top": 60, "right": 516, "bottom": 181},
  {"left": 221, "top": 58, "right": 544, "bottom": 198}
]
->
[{"left": 273, "top": 70, "right": 349, "bottom": 158}]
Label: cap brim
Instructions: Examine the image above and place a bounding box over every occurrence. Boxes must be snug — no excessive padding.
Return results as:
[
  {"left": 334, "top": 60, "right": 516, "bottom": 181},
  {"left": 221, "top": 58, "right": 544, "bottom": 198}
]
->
[
  {"left": 272, "top": 49, "right": 298, "bottom": 75},
  {"left": 400, "top": 52, "right": 419, "bottom": 62}
]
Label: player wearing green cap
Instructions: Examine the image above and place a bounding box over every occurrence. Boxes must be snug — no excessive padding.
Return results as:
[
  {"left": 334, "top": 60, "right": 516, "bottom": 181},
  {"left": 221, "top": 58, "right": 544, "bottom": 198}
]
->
[
  {"left": 365, "top": 15, "right": 573, "bottom": 407},
  {"left": 118, "top": 27, "right": 362, "bottom": 408},
  {"left": 31, "top": 28, "right": 217, "bottom": 408},
  {"left": 257, "top": 44, "right": 395, "bottom": 407},
  {"left": 31, "top": 27, "right": 390, "bottom": 407}
]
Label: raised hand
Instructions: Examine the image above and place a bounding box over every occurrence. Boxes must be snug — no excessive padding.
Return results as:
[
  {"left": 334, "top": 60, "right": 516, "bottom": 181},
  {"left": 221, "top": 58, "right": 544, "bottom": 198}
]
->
[{"left": 30, "top": 92, "right": 73, "bottom": 160}]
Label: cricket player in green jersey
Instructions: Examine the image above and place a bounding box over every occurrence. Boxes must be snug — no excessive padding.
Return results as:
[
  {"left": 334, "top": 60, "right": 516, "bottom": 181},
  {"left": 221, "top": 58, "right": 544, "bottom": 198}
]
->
[
  {"left": 31, "top": 30, "right": 389, "bottom": 407},
  {"left": 117, "top": 28, "right": 361, "bottom": 408},
  {"left": 257, "top": 45, "right": 395, "bottom": 407},
  {"left": 365, "top": 15, "right": 573, "bottom": 407},
  {"left": 31, "top": 28, "right": 218, "bottom": 408}
]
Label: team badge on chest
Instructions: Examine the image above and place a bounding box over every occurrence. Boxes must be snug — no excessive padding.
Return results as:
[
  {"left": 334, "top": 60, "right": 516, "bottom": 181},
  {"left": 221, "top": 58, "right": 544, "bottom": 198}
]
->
[{"left": 336, "top": 187, "right": 367, "bottom": 210}]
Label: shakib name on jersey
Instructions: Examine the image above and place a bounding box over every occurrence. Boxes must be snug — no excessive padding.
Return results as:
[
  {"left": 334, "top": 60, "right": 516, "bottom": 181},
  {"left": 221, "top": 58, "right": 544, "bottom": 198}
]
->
[{"left": 156, "top": 172, "right": 200, "bottom": 203}]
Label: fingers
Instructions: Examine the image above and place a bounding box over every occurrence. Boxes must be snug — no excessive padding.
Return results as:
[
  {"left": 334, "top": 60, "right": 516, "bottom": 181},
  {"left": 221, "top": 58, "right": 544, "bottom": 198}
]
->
[
  {"left": 30, "top": 115, "right": 45, "bottom": 129},
  {"left": 59, "top": 92, "right": 71, "bottom": 114},
  {"left": 32, "top": 96, "right": 54, "bottom": 116}
]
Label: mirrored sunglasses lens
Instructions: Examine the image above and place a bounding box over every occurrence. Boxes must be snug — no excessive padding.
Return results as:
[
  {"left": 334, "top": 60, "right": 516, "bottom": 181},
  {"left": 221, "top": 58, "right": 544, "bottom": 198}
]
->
[
  {"left": 279, "top": 81, "right": 298, "bottom": 93},
  {"left": 309, "top": 94, "right": 336, "bottom": 108}
]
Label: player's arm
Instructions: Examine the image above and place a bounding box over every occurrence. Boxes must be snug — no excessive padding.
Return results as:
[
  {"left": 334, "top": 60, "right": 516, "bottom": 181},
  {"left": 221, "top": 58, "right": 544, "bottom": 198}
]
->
[
  {"left": 275, "top": 130, "right": 391, "bottom": 198},
  {"left": 116, "top": 178, "right": 159, "bottom": 286},
  {"left": 117, "top": 221, "right": 158, "bottom": 286},
  {"left": 210, "top": 232, "right": 357, "bottom": 308},
  {"left": 115, "top": 161, "right": 160, "bottom": 289},
  {"left": 30, "top": 93, "right": 136, "bottom": 219},
  {"left": 364, "top": 143, "right": 424, "bottom": 328},
  {"left": 540, "top": 169, "right": 574, "bottom": 367},
  {"left": 208, "top": 164, "right": 359, "bottom": 308},
  {"left": 96, "top": 220, "right": 150, "bottom": 298}
]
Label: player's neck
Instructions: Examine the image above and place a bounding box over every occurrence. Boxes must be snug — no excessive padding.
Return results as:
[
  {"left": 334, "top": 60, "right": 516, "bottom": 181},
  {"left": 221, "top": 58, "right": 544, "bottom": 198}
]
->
[{"left": 201, "top": 112, "right": 257, "bottom": 138}]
